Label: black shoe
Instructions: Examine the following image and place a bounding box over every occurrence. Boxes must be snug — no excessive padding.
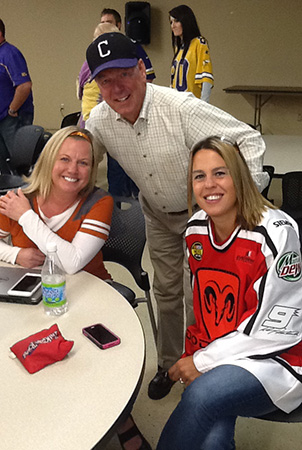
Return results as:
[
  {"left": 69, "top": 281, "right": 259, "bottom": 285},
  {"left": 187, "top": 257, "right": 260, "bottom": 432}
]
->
[{"left": 148, "top": 369, "right": 175, "bottom": 400}]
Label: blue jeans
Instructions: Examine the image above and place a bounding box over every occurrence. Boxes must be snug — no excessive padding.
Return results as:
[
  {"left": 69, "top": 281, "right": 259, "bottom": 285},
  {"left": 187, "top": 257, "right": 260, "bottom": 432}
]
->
[{"left": 157, "top": 365, "right": 278, "bottom": 450}]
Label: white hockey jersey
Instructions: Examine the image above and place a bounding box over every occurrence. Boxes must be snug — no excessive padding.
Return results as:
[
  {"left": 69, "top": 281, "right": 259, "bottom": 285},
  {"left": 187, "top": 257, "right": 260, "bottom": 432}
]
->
[{"left": 185, "top": 207, "right": 302, "bottom": 413}]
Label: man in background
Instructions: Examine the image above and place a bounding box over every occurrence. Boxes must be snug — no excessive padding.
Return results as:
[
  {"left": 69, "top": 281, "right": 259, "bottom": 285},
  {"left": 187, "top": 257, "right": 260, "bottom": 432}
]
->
[
  {"left": 0, "top": 19, "right": 34, "bottom": 165},
  {"left": 100, "top": 8, "right": 155, "bottom": 81},
  {"left": 99, "top": 8, "right": 155, "bottom": 198}
]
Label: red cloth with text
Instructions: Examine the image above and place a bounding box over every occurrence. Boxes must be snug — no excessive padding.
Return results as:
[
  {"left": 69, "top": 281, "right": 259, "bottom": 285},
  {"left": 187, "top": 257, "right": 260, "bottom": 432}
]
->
[{"left": 10, "top": 324, "right": 74, "bottom": 374}]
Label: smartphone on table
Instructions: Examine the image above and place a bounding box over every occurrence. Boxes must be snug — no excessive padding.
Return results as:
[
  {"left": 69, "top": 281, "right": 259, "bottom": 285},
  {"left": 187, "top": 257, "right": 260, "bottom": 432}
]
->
[
  {"left": 82, "top": 323, "right": 121, "bottom": 349},
  {"left": 8, "top": 273, "right": 42, "bottom": 297}
]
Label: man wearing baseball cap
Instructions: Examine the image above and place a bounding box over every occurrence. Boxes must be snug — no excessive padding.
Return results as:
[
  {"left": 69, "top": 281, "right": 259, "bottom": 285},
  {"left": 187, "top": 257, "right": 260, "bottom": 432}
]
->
[
  {"left": 86, "top": 33, "right": 146, "bottom": 125},
  {"left": 86, "top": 33, "right": 268, "bottom": 401}
]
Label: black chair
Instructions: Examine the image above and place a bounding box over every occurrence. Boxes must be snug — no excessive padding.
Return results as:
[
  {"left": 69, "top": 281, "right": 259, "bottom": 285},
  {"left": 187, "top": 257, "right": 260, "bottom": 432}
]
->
[
  {"left": 0, "top": 125, "right": 52, "bottom": 194},
  {"left": 280, "top": 171, "right": 302, "bottom": 246},
  {"left": 10, "top": 125, "right": 52, "bottom": 176},
  {"left": 102, "top": 196, "right": 157, "bottom": 343},
  {"left": 0, "top": 152, "right": 13, "bottom": 175},
  {"left": 0, "top": 174, "right": 26, "bottom": 195},
  {"left": 256, "top": 172, "right": 302, "bottom": 423},
  {"left": 256, "top": 402, "right": 302, "bottom": 423},
  {"left": 61, "top": 112, "right": 81, "bottom": 128},
  {"left": 281, "top": 171, "right": 302, "bottom": 218},
  {"left": 261, "top": 164, "right": 275, "bottom": 201}
]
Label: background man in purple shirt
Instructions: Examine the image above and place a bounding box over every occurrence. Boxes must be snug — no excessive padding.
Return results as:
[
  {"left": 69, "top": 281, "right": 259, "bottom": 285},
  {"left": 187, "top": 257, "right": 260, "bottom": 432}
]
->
[{"left": 0, "top": 19, "right": 34, "bottom": 166}]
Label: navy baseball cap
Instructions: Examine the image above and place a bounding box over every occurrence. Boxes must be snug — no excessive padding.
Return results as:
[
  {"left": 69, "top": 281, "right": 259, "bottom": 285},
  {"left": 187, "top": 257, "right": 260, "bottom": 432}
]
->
[{"left": 86, "top": 32, "right": 138, "bottom": 80}]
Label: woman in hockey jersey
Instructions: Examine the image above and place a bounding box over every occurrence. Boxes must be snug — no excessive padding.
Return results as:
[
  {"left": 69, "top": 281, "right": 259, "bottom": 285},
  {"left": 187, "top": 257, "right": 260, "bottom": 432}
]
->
[
  {"left": 169, "top": 5, "right": 214, "bottom": 102},
  {"left": 157, "top": 136, "right": 302, "bottom": 450}
]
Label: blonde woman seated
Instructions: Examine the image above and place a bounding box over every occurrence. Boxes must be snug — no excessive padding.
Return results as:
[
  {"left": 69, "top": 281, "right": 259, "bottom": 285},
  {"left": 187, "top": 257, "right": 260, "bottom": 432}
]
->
[
  {"left": 157, "top": 136, "right": 302, "bottom": 450},
  {"left": 0, "top": 126, "right": 151, "bottom": 449},
  {"left": 0, "top": 126, "right": 113, "bottom": 280}
]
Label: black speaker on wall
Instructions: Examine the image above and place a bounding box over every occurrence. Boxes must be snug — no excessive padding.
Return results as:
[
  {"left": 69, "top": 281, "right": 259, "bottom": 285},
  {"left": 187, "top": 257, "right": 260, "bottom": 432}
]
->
[{"left": 125, "top": 2, "right": 151, "bottom": 45}]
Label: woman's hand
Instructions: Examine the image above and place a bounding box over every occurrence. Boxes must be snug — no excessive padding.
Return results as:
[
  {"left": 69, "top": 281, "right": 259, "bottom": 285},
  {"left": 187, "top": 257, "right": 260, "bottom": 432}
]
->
[
  {"left": 16, "top": 248, "right": 45, "bottom": 268},
  {"left": 168, "top": 355, "right": 201, "bottom": 387},
  {"left": 0, "top": 189, "right": 31, "bottom": 221}
]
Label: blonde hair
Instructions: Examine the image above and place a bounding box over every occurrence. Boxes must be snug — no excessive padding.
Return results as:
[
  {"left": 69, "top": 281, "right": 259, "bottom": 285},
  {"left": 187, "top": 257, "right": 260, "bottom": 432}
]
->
[
  {"left": 187, "top": 136, "right": 276, "bottom": 229},
  {"left": 93, "top": 22, "right": 119, "bottom": 40},
  {"left": 23, "top": 126, "right": 97, "bottom": 199}
]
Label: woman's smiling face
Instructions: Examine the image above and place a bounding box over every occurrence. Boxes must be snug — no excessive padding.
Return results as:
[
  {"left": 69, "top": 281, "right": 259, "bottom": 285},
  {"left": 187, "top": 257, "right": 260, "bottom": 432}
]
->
[
  {"left": 51, "top": 137, "right": 92, "bottom": 197},
  {"left": 192, "top": 149, "right": 237, "bottom": 224},
  {"left": 170, "top": 16, "right": 183, "bottom": 38}
]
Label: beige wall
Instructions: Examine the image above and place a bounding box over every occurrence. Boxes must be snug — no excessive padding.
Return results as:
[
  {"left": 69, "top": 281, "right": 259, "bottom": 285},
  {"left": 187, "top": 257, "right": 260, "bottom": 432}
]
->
[{"left": 2, "top": 0, "right": 302, "bottom": 134}]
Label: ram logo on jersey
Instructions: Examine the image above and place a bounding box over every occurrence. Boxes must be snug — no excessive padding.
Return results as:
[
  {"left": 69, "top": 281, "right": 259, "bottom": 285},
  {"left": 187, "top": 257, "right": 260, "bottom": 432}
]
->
[
  {"left": 195, "top": 268, "right": 240, "bottom": 340},
  {"left": 276, "top": 251, "right": 301, "bottom": 281}
]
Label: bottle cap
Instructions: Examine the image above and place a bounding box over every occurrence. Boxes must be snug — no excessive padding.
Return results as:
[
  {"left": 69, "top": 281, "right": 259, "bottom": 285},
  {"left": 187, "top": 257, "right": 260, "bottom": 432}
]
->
[{"left": 46, "top": 242, "right": 57, "bottom": 252}]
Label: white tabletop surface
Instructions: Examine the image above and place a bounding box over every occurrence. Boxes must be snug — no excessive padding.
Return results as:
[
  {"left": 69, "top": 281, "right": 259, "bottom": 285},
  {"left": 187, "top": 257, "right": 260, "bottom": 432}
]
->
[
  {"left": 263, "top": 135, "right": 302, "bottom": 175},
  {"left": 0, "top": 269, "right": 145, "bottom": 450}
]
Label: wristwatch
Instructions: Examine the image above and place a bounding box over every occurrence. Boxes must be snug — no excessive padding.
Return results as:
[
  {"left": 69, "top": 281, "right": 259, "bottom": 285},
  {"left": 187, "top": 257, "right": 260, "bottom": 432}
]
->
[{"left": 8, "top": 108, "right": 18, "bottom": 115}]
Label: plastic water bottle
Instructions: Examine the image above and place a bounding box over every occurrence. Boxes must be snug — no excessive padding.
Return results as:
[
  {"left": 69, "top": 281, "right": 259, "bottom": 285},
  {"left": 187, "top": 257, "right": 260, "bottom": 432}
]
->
[{"left": 42, "top": 242, "right": 68, "bottom": 316}]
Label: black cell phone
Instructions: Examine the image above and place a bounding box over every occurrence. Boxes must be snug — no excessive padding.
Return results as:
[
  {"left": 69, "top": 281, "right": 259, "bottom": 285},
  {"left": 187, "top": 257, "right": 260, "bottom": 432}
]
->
[
  {"left": 82, "top": 323, "right": 121, "bottom": 349},
  {"left": 8, "top": 273, "right": 41, "bottom": 297}
]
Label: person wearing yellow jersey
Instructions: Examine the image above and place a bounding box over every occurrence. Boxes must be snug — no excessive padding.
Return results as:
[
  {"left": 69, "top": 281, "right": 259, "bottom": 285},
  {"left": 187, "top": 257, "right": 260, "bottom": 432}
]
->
[{"left": 169, "top": 5, "right": 214, "bottom": 102}]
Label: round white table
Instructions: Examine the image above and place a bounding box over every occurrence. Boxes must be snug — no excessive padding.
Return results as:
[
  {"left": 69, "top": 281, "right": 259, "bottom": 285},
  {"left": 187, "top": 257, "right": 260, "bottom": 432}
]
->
[{"left": 0, "top": 270, "right": 145, "bottom": 449}]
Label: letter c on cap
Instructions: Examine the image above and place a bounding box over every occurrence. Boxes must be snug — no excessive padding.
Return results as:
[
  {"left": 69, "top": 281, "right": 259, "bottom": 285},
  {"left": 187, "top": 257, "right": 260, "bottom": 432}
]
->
[{"left": 97, "top": 40, "right": 111, "bottom": 58}]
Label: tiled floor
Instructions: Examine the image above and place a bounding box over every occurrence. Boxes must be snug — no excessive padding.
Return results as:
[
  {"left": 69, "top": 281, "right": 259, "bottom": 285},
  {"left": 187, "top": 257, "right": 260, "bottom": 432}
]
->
[{"left": 98, "top": 157, "right": 302, "bottom": 450}]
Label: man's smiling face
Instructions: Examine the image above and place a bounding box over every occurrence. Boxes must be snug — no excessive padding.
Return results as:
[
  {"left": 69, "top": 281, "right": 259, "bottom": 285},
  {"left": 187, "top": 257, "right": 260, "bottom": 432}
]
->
[{"left": 95, "top": 59, "right": 147, "bottom": 124}]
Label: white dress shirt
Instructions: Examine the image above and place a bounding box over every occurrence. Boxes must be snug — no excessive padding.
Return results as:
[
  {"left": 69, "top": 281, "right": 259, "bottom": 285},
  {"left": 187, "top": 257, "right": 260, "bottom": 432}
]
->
[{"left": 87, "top": 84, "right": 268, "bottom": 213}]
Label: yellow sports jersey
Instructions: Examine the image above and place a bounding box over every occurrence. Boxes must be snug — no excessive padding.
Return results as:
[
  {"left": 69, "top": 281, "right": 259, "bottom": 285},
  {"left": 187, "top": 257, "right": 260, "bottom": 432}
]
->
[
  {"left": 82, "top": 80, "right": 103, "bottom": 122},
  {"left": 171, "top": 37, "right": 214, "bottom": 98}
]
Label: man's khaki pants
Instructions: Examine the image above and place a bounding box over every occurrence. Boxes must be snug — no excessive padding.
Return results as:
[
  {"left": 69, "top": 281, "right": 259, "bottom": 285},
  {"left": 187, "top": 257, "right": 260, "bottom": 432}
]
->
[{"left": 140, "top": 196, "right": 195, "bottom": 370}]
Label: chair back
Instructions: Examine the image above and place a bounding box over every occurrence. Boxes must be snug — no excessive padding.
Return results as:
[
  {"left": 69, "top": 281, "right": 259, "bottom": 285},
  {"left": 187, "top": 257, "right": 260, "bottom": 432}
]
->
[
  {"left": 0, "top": 152, "right": 12, "bottom": 175},
  {"left": 103, "top": 195, "right": 157, "bottom": 341},
  {"left": 281, "top": 171, "right": 302, "bottom": 248},
  {"left": 10, "top": 125, "right": 52, "bottom": 176},
  {"left": 0, "top": 125, "right": 51, "bottom": 194},
  {"left": 102, "top": 196, "right": 149, "bottom": 292},
  {"left": 261, "top": 165, "right": 275, "bottom": 200},
  {"left": 281, "top": 171, "right": 302, "bottom": 217},
  {"left": 0, "top": 174, "right": 26, "bottom": 195},
  {"left": 32, "top": 129, "right": 52, "bottom": 166},
  {"left": 61, "top": 112, "right": 81, "bottom": 128}
]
